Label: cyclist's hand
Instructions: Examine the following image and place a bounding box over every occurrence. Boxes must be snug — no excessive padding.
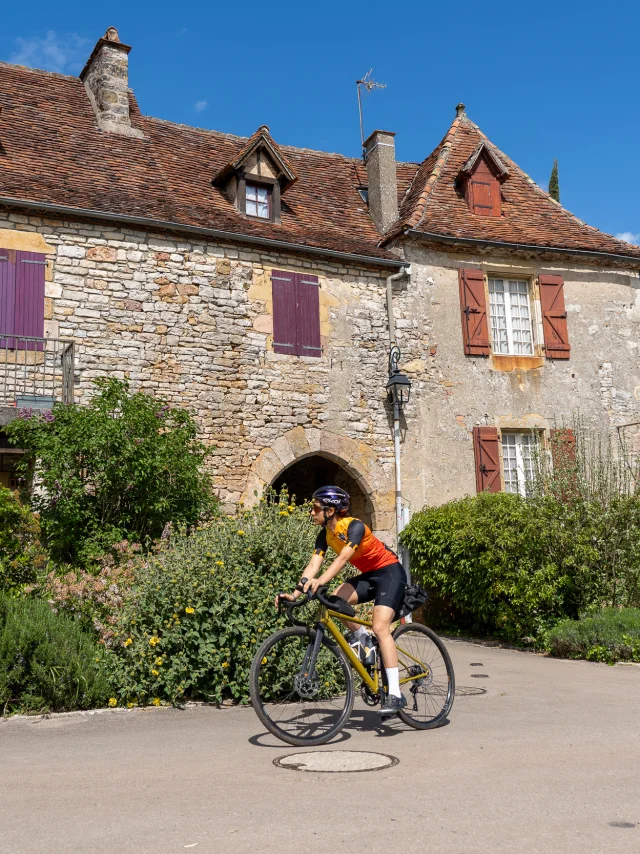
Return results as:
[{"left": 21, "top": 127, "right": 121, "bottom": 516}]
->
[
  {"left": 274, "top": 592, "right": 296, "bottom": 610},
  {"left": 304, "top": 578, "right": 322, "bottom": 596}
]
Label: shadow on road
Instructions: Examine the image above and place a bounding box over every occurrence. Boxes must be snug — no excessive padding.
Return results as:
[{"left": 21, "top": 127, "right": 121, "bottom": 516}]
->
[{"left": 248, "top": 708, "right": 451, "bottom": 748}]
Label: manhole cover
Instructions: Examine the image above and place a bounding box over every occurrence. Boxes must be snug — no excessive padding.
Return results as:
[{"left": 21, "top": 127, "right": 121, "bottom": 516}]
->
[
  {"left": 608, "top": 822, "right": 636, "bottom": 828},
  {"left": 456, "top": 685, "right": 487, "bottom": 696},
  {"left": 471, "top": 673, "right": 489, "bottom": 678},
  {"left": 274, "top": 750, "right": 399, "bottom": 773},
  {"left": 470, "top": 662, "right": 484, "bottom": 666}
]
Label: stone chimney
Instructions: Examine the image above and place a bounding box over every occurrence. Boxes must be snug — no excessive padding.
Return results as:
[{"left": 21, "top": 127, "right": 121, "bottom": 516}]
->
[
  {"left": 363, "top": 130, "right": 399, "bottom": 234},
  {"left": 80, "top": 27, "right": 143, "bottom": 139}
]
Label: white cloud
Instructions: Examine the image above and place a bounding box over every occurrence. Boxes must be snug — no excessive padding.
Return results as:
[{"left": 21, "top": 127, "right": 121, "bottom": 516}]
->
[
  {"left": 9, "top": 31, "right": 90, "bottom": 75},
  {"left": 616, "top": 232, "right": 640, "bottom": 246},
  {"left": 194, "top": 100, "right": 208, "bottom": 113}
]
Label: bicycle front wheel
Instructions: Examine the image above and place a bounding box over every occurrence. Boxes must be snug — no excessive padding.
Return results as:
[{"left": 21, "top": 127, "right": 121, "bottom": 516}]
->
[
  {"left": 393, "top": 622, "right": 455, "bottom": 729},
  {"left": 250, "top": 626, "right": 354, "bottom": 747}
]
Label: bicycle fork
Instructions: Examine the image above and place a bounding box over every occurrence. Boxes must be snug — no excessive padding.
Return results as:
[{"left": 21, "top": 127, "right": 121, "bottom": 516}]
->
[{"left": 294, "top": 625, "right": 326, "bottom": 696}]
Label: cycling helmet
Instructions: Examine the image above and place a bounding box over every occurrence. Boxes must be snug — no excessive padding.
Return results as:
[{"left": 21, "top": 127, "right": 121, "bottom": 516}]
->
[{"left": 311, "top": 485, "right": 351, "bottom": 512}]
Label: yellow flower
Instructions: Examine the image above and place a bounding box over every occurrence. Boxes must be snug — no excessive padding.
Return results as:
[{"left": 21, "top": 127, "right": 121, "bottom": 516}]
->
[
  {"left": 127, "top": 702, "right": 137, "bottom": 709},
  {"left": 154, "top": 657, "right": 163, "bottom": 666},
  {"left": 261, "top": 657, "right": 267, "bottom": 665},
  {"left": 108, "top": 698, "right": 118, "bottom": 707},
  {"left": 279, "top": 511, "right": 289, "bottom": 516},
  {"left": 123, "top": 638, "right": 132, "bottom": 647},
  {"left": 237, "top": 530, "right": 245, "bottom": 536},
  {"left": 151, "top": 669, "right": 159, "bottom": 676},
  {"left": 288, "top": 505, "right": 295, "bottom": 512},
  {"left": 185, "top": 606, "right": 195, "bottom": 614},
  {"left": 149, "top": 636, "right": 160, "bottom": 647},
  {"left": 222, "top": 662, "right": 230, "bottom": 669},
  {"left": 216, "top": 560, "right": 224, "bottom": 567},
  {"left": 151, "top": 698, "right": 162, "bottom": 706}
]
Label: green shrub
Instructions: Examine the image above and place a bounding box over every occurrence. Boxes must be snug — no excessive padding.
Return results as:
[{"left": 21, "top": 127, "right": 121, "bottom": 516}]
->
[
  {"left": 105, "top": 496, "right": 340, "bottom": 706},
  {"left": 547, "top": 608, "right": 640, "bottom": 663},
  {"left": 6, "top": 378, "right": 215, "bottom": 565},
  {"left": 401, "top": 492, "right": 599, "bottom": 642},
  {"left": 0, "top": 486, "right": 47, "bottom": 592},
  {"left": 0, "top": 594, "right": 110, "bottom": 714}
]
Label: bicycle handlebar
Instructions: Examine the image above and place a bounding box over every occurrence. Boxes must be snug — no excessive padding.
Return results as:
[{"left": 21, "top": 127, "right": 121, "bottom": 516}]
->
[{"left": 277, "top": 585, "right": 332, "bottom": 616}]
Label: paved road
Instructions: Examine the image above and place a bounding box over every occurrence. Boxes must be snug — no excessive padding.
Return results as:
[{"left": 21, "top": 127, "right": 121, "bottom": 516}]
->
[{"left": 1, "top": 640, "right": 639, "bottom": 854}]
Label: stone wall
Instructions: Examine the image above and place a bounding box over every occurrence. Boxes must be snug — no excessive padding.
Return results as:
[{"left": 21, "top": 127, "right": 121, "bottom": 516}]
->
[
  {"left": 394, "top": 241, "right": 640, "bottom": 510},
  {"left": 0, "top": 212, "right": 397, "bottom": 535},
  {"left": 3, "top": 210, "right": 640, "bottom": 530}
]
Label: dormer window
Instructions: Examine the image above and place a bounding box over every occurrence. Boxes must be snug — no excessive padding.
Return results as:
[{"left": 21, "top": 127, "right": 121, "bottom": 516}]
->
[
  {"left": 459, "top": 142, "right": 509, "bottom": 218},
  {"left": 246, "top": 183, "right": 271, "bottom": 219},
  {"left": 212, "top": 124, "right": 297, "bottom": 226}
]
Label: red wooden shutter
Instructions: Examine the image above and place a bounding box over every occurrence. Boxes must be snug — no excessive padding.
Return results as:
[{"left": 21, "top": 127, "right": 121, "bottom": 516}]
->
[
  {"left": 539, "top": 275, "right": 570, "bottom": 359},
  {"left": 296, "top": 273, "right": 321, "bottom": 358},
  {"left": 0, "top": 249, "right": 16, "bottom": 349},
  {"left": 473, "top": 426, "right": 501, "bottom": 493},
  {"left": 15, "top": 251, "right": 46, "bottom": 351},
  {"left": 272, "top": 270, "right": 297, "bottom": 355},
  {"left": 467, "top": 159, "right": 501, "bottom": 217},
  {"left": 459, "top": 268, "right": 490, "bottom": 356}
]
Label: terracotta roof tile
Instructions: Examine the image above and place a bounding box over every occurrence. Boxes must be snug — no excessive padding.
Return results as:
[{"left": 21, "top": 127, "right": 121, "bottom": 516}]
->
[
  {"left": 386, "top": 112, "right": 640, "bottom": 262},
  {"left": 0, "top": 62, "right": 398, "bottom": 262},
  {"left": 1, "top": 62, "right": 637, "bottom": 266}
]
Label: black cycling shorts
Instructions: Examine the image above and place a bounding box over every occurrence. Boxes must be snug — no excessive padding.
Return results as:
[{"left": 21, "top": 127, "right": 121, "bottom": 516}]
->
[{"left": 347, "top": 562, "right": 407, "bottom": 615}]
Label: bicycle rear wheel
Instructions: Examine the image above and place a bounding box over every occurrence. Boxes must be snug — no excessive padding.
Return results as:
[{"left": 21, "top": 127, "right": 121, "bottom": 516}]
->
[
  {"left": 392, "top": 622, "right": 455, "bottom": 729},
  {"left": 250, "top": 626, "right": 354, "bottom": 747}
]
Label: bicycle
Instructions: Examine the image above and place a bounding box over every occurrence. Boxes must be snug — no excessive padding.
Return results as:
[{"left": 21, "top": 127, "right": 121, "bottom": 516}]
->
[{"left": 250, "top": 586, "right": 455, "bottom": 746}]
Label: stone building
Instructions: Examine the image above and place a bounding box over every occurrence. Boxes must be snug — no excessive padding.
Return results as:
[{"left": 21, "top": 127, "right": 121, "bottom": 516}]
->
[{"left": 1, "top": 28, "right": 640, "bottom": 543}]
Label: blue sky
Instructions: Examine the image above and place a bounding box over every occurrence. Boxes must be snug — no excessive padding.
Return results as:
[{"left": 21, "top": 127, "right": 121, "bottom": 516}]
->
[{"left": 1, "top": 0, "right": 638, "bottom": 243}]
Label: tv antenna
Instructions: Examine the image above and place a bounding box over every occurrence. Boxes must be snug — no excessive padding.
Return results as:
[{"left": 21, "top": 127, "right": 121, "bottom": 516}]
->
[{"left": 356, "top": 70, "right": 386, "bottom": 151}]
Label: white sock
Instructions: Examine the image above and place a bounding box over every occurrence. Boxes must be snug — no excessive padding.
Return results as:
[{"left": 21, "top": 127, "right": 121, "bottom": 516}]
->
[
  {"left": 354, "top": 626, "right": 369, "bottom": 642},
  {"left": 386, "top": 667, "right": 401, "bottom": 698}
]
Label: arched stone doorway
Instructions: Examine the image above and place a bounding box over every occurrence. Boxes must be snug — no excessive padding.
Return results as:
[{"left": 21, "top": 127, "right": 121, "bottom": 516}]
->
[
  {"left": 272, "top": 455, "right": 374, "bottom": 528},
  {"left": 240, "top": 427, "right": 395, "bottom": 540}
]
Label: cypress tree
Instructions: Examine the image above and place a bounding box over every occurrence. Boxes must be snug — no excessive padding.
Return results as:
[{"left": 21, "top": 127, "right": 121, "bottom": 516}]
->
[{"left": 548, "top": 159, "right": 560, "bottom": 202}]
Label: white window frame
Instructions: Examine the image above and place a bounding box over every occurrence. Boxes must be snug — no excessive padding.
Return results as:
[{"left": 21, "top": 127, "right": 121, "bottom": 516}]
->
[
  {"left": 488, "top": 277, "right": 535, "bottom": 356},
  {"left": 246, "top": 183, "right": 271, "bottom": 219},
  {"left": 501, "top": 431, "right": 537, "bottom": 496}
]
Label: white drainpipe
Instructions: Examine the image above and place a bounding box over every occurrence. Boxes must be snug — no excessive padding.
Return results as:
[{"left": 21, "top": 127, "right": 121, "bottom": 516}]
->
[{"left": 385, "top": 264, "right": 412, "bottom": 565}]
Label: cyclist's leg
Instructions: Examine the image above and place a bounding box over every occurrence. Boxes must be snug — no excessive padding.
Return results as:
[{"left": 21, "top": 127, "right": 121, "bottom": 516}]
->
[
  {"left": 370, "top": 563, "right": 407, "bottom": 669},
  {"left": 371, "top": 605, "right": 398, "bottom": 667}
]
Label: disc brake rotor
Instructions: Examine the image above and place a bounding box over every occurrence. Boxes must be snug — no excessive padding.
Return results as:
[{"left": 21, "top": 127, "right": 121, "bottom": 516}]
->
[
  {"left": 407, "top": 663, "right": 432, "bottom": 689},
  {"left": 294, "top": 672, "right": 320, "bottom": 699}
]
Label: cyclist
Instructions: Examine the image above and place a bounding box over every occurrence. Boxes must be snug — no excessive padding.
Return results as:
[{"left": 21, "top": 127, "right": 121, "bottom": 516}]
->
[{"left": 278, "top": 485, "right": 408, "bottom": 717}]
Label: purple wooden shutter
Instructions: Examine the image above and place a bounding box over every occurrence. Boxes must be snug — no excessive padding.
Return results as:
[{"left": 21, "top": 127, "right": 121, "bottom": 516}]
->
[
  {"left": 15, "top": 251, "right": 46, "bottom": 351},
  {"left": 0, "top": 249, "right": 16, "bottom": 349},
  {"left": 296, "top": 273, "right": 321, "bottom": 358},
  {"left": 272, "top": 270, "right": 298, "bottom": 354}
]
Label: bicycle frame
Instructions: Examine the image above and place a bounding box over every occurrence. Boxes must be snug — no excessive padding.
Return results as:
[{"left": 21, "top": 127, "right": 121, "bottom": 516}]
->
[
  {"left": 321, "top": 608, "right": 380, "bottom": 693},
  {"left": 318, "top": 606, "right": 431, "bottom": 694}
]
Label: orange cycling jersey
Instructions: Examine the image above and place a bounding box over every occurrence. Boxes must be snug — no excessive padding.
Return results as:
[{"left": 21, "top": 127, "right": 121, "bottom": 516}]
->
[{"left": 314, "top": 516, "right": 398, "bottom": 574}]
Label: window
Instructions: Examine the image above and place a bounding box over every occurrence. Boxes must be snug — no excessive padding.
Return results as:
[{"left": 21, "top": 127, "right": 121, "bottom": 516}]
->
[
  {"left": 246, "top": 184, "right": 271, "bottom": 219},
  {"left": 488, "top": 278, "right": 534, "bottom": 355},
  {"left": 501, "top": 432, "right": 536, "bottom": 496}
]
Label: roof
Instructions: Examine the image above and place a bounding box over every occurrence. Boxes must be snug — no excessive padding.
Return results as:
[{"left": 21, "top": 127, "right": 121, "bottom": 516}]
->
[
  {"left": 0, "top": 62, "right": 412, "bottom": 264},
  {"left": 212, "top": 124, "right": 297, "bottom": 188},
  {"left": 387, "top": 109, "right": 640, "bottom": 263},
  {"left": 0, "top": 61, "right": 638, "bottom": 267}
]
